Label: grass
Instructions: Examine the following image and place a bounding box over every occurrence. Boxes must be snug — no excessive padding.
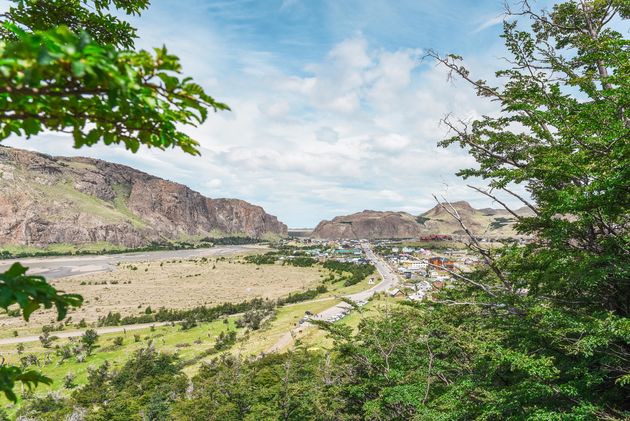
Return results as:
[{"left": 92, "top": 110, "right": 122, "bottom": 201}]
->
[
  {"left": 234, "top": 299, "right": 340, "bottom": 357},
  {"left": 297, "top": 296, "right": 404, "bottom": 351},
  {"left": 323, "top": 275, "right": 374, "bottom": 296},
  {"left": 0, "top": 256, "right": 383, "bottom": 414},
  {"left": 1, "top": 286, "right": 387, "bottom": 416},
  {"left": 112, "top": 183, "right": 147, "bottom": 229},
  {"left": 0, "top": 317, "right": 238, "bottom": 412},
  {"left": 37, "top": 181, "right": 129, "bottom": 225}
]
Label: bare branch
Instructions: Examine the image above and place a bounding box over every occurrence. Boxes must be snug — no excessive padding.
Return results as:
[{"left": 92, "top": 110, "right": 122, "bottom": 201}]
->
[
  {"left": 500, "top": 187, "right": 539, "bottom": 216},
  {"left": 467, "top": 185, "right": 521, "bottom": 219},
  {"left": 432, "top": 194, "right": 513, "bottom": 292}
]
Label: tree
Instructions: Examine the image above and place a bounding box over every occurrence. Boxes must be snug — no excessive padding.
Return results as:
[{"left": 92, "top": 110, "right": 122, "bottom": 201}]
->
[
  {"left": 422, "top": 0, "right": 629, "bottom": 417},
  {"left": 0, "top": 0, "right": 229, "bottom": 154},
  {"left": 81, "top": 329, "right": 99, "bottom": 356},
  {"left": 0, "top": 0, "right": 227, "bottom": 401},
  {"left": 0, "top": 263, "right": 81, "bottom": 401}
]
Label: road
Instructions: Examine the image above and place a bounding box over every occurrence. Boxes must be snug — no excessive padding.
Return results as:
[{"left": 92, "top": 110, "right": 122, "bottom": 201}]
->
[
  {"left": 0, "top": 322, "right": 172, "bottom": 346},
  {"left": 0, "top": 243, "right": 399, "bottom": 351},
  {"left": 0, "top": 245, "right": 263, "bottom": 280},
  {"left": 267, "top": 243, "right": 400, "bottom": 353}
]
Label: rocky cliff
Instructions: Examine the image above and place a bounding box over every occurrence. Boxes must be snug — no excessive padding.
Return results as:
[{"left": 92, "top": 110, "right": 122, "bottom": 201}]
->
[
  {"left": 0, "top": 147, "right": 287, "bottom": 247},
  {"left": 312, "top": 201, "right": 534, "bottom": 240}
]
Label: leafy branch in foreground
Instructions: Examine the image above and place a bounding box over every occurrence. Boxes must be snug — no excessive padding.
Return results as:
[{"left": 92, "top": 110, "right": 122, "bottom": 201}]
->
[
  {"left": 0, "top": 0, "right": 229, "bottom": 403},
  {"left": 0, "top": 24, "right": 229, "bottom": 155},
  {"left": 0, "top": 263, "right": 82, "bottom": 401},
  {"left": 0, "top": 263, "right": 83, "bottom": 321}
]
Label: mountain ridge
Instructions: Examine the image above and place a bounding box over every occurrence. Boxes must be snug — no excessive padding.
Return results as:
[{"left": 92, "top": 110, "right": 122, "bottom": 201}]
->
[
  {"left": 0, "top": 146, "right": 287, "bottom": 247},
  {"left": 312, "top": 202, "right": 534, "bottom": 240}
]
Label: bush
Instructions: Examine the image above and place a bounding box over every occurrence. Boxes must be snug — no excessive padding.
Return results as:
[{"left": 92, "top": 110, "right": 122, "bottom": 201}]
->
[
  {"left": 63, "top": 373, "right": 76, "bottom": 389},
  {"left": 244, "top": 253, "right": 278, "bottom": 265},
  {"left": 180, "top": 317, "right": 197, "bottom": 331},
  {"left": 213, "top": 331, "right": 237, "bottom": 352},
  {"left": 286, "top": 256, "right": 317, "bottom": 267},
  {"left": 81, "top": 329, "right": 99, "bottom": 355},
  {"left": 323, "top": 261, "right": 375, "bottom": 286}
]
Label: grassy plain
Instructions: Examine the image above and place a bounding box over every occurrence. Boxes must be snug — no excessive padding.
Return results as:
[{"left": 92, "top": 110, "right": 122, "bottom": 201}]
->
[
  {"left": 0, "top": 253, "right": 379, "bottom": 415},
  {"left": 0, "top": 257, "right": 324, "bottom": 333}
]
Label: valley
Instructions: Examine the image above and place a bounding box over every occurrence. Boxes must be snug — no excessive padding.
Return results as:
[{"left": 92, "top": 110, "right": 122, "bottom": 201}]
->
[{"left": 0, "top": 243, "right": 388, "bottom": 412}]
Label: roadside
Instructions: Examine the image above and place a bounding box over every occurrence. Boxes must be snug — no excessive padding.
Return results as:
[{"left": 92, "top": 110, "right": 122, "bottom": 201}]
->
[
  {"left": 0, "top": 322, "right": 171, "bottom": 346},
  {"left": 266, "top": 243, "right": 399, "bottom": 353}
]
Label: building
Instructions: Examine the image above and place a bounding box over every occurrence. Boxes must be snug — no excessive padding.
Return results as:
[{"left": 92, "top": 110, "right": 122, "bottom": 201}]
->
[
  {"left": 401, "top": 260, "right": 428, "bottom": 271},
  {"left": 428, "top": 256, "right": 455, "bottom": 270}
]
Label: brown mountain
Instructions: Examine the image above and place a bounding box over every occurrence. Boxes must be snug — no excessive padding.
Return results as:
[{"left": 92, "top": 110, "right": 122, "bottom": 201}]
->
[
  {"left": 0, "top": 147, "right": 287, "bottom": 248},
  {"left": 311, "top": 201, "right": 534, "bottom": 240}
]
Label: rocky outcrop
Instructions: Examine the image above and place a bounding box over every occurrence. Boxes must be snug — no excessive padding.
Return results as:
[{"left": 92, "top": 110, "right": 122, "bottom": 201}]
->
[
  {"left": 312, "top": 202, "right": 534, "bottom": 240},
  {"left": 0, "top": 146, "right": 287, "bottom": 247},
  {"left": 312, "top": 211, "right": 424, "bottom": 240}
]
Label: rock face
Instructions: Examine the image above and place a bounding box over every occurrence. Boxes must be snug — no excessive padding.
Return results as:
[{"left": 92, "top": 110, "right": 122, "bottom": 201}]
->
[
  {"left": 312, "top": 201, "right": 534, "bottom": 240},
  {"left": 312, "top": 211, "right": 424, "bottom": 240},
  {"left": 0, "top": 147, "right": 287, "bottom": 247}
]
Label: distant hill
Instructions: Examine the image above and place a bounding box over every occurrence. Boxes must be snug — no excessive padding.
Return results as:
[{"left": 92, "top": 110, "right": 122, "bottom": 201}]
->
[
  {"left": 311, "top": 201, "right": 534, "bottom": 240},
  {"left": 0, "top": 147, "right": 287, "bottom": 248}
]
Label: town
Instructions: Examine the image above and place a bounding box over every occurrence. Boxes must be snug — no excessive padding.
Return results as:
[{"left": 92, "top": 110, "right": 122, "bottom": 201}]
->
[{"left": 279, "top": 235, "right": 482, "bottom": 303}]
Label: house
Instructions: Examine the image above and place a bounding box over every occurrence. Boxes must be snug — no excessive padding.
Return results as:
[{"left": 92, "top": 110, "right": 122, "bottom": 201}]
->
[
  {"left": 388, "top": 289, "right": 405, "bottom": 297},
  {"left": 432, "top": 281, "right": 445, "bottom": 290},
  {"left": 428, "top": 256, "right": 455, "bottom": 270},
  {"left": 401, "top": 260, "right": 428, "bottom": 271}
]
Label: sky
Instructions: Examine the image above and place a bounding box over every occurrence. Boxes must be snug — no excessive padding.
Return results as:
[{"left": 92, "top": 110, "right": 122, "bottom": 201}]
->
[{"left": 5, "top": 0, "right": 544, "bottom": 227}]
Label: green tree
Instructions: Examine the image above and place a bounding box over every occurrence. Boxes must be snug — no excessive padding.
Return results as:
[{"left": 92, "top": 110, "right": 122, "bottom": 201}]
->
[
  {"left": 0, "top": 263, "right": 81, "bottom": 401},
  {"left": 0, "top": 0, "right": 228, "bottom": 154},
  {"left": 0, "top": 0, "right": 227, "bottom": 401},
  {"left": 81, "top": 329, "right": 99, "bottom": 356},
  {"left": 421, "top": 0, "right": 629, "bottom": 417}
]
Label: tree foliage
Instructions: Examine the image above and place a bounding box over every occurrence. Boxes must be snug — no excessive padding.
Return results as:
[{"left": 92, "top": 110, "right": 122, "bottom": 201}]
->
[
  {"left": 0, "top": 263, "right": 81, "bottom": 402},
  {"left": 0, "top": 0, "right": 227, "bottom": 402},
  {"left": 0, "top": 0, "right": 228, "bottom": 155},
  {"left": 7, "top": 0, "right": 630, "bottom": 418}
]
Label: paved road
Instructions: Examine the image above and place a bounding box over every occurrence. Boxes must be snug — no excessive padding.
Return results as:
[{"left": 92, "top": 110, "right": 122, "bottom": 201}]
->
[
  {"left": 0, "top": 245, "right": 264, "bottom": 280},
  {"left": 267, "top": 243, "right": 400, "bottom": 353}
]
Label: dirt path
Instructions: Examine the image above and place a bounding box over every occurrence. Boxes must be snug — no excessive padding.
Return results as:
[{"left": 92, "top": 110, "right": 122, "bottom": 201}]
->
[{"left": 0, "top": 322, "right": 172, "bottom": 346}]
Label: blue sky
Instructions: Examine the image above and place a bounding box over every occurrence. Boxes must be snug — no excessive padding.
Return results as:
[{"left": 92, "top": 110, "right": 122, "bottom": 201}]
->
[{"left": 7, "top": 0, "right": 541, "bottom": 227}]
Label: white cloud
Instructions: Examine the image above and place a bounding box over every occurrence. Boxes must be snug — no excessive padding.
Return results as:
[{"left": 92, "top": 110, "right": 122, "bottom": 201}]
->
[
  {"left": 316, "top": 127, "right": 339, "bottom": 144},
  {"left": 371, "top": 133, "right": 410, "bottom": 153},
  {"left": 473, "top": 13, "right": 507, "bottom": 33},
  {"left": 206, "top": 178, "right": 223, "bottom": 189},
  {"left": 6, "top": 24, "right": 512, "bottom": 227}
]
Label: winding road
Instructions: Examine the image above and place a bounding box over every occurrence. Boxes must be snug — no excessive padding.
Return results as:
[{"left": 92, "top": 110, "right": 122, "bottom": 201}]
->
[{"left": 267, "top": 242, "right": 400, "bottom": 353}]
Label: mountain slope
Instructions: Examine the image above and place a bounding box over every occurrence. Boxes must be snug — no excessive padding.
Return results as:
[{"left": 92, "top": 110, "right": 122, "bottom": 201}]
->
[
  {"left": 312, "top": 201, "right": 534, "bottom": 240},
  {"left": 0, "top": 147, "right": 287, "bottom": 247}
]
